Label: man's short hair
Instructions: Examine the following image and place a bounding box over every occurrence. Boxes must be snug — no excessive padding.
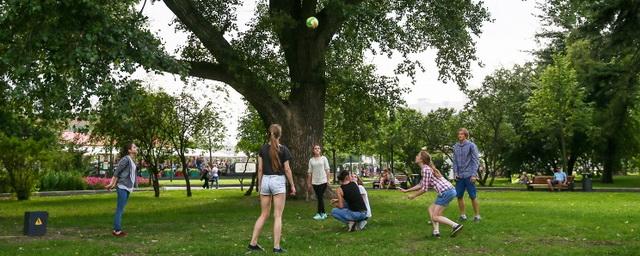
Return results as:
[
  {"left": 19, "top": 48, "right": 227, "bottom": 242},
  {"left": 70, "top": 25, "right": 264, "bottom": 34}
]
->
[
  {"left": 458, "top": 128, "right": 470, "bottom": 138},
  {"left": 338, "top": 170, "right": 350, "bottom": 181}
]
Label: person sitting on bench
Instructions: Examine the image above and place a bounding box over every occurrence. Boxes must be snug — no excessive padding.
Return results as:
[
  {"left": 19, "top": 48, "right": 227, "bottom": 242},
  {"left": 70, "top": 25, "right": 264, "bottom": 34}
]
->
[
  {"left": 379, "top": 169, "right": 394, "bottom": 189},
  {"left": 547, "top": 167, "right": 567, "bottom": 192},
  {"left": 517, "top": 172, "right": 530, "bottom": 185}
]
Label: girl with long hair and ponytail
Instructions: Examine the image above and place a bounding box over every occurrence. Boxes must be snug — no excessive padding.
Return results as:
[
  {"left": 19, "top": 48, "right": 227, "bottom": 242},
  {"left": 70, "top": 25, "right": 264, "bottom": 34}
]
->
[
  {"left": 248, "top": 124, "right": 296, "bottom": 253},
  {"left": 400, "top": 150, "right": 464, "bottom": 238}
]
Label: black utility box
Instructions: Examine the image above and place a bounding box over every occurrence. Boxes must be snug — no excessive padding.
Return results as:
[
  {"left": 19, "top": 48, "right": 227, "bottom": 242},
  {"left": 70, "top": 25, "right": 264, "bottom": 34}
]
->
[{"left": 24, "top": 211, "right": 48, "bottom": 236}]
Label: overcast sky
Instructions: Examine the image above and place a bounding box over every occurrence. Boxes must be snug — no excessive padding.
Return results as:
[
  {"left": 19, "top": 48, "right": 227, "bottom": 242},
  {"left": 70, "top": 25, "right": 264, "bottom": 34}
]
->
[{"left": 135, "top": 0, "right": 546, "bottom": 147}]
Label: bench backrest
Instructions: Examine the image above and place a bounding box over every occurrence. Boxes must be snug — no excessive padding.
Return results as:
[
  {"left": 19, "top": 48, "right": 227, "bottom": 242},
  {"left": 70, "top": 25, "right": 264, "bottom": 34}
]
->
[
  {"left": 532, "top": 176, "right": 551, "bottom": 184},
  {"left": 531, "top": 175, "right": 574, "bottom": 184},
  {"left": 396, "top": 174, "right": 408, "bottom": 182}
]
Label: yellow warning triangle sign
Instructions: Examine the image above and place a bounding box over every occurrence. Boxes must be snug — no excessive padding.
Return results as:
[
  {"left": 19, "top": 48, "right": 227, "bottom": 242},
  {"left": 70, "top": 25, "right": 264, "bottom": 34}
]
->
[{"left": 35, "top": 218, "right": 43, "bottom": 225}]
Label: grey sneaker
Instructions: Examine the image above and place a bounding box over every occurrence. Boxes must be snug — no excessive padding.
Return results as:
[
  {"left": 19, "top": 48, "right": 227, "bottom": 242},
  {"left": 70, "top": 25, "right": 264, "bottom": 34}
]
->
[
  {"left": 458, "top": 216, "right": 468, "bottom": 222},
  {"left": 473, "top": 216, "right": 481, "bottom": 223},
  {"left": 357, "top": 220, "right": 368, "bottom": 230}
]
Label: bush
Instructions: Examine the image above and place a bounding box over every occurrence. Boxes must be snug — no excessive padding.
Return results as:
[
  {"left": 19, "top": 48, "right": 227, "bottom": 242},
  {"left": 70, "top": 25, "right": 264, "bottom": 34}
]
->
[
  {"left": 137, "top": 177, "right": 151, "bottom": 187},
  {"left": 85, "top": 177, "right": 111, "bottom": 189},
  {"left": 0, "top": 169, "right": 12, "bottom": 193},
  {"left": 84, "top": 176, "right": 151, "bottom": 189},
  {"left": 39, "top": 171, "right": 86, "bottom": 191},
  {"left": 0, "top": 134, "right": 52, "bottom": 200}
]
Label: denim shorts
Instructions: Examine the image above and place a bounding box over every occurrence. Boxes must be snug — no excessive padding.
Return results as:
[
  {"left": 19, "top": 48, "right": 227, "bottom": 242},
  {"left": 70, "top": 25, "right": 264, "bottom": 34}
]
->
[
  {"left": 455, "top": 177, "right": 478, "bottom": 199},
  {"left": 260, "top": 175, "right": 286, "bottom": 195},
  {"left": 434, "top": 189, "right": 457, "bottom": 207}
]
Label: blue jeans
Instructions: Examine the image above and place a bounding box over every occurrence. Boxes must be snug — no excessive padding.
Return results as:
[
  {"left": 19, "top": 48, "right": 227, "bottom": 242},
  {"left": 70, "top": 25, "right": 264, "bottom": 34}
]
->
[
  {"left": 455, "top": 177, "right": 477, "bottom": 199},
  {"left": 113, "top": 188, "right": 130, "bottom": 231},
  {"left": 331, "top": 207, "right": 367, "bottom": 224}
]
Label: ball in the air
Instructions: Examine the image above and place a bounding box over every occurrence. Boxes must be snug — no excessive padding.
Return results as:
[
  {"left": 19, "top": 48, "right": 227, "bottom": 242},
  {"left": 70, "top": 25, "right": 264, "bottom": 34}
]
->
[{"left": 306, "top": 16, "right": 319, "bottom": 29}]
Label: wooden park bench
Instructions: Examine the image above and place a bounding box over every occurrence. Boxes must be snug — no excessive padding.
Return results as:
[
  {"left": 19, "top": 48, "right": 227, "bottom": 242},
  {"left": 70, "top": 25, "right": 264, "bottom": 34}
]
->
[
  {"left": 526, "top": 175, "right": 575, "bottom": 191},
  {"left": 372, "top": 174, "right": 408, "bottom": 189}
]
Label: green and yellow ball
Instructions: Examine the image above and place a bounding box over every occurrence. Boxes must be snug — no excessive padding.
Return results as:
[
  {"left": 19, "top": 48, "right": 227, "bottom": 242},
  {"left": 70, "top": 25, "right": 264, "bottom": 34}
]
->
[{"left": 306, "top": 16, "right": 319, "bottom": 29}]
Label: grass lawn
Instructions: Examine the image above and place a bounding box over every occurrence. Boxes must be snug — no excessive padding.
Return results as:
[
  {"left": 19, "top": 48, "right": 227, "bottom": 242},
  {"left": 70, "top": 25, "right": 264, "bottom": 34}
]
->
[{"left": 1, "top": 190, "right": 638, "bottom": 255}]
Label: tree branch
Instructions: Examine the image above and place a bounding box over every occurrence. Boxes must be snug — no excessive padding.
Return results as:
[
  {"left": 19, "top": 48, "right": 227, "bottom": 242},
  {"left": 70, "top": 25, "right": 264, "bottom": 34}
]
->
[
  {"left": 163, "top": 0, "right": 236, "bottom": 65},
  {"left": 268, "top": 0, "right": 300, "bottom": 80},
  {"left": 162, "top": 0, "right": 287, "bottom": 118},
  {"left": 315, "top": 0, "right": 365, "bottom": 48}
]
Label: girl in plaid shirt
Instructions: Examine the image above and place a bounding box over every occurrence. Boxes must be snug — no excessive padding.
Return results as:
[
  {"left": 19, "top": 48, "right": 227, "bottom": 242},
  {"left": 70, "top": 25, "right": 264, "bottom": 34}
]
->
[{"left": 400, "top": 150, "right": 464, "bottom": 238}]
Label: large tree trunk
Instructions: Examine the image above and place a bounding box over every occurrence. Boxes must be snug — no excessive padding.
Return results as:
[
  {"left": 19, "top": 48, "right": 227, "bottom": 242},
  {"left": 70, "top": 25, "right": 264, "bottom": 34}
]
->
[{"left": 277, "top": 108, "right": 324, "bottom": 199}]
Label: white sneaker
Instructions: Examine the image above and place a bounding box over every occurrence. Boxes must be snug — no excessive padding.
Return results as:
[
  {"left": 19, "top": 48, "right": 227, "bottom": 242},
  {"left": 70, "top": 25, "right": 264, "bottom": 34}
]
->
[
  {"left": 347, "top": 221, "right": 356, "bottom": 232},
  {"left": 357, "top": 220, "right": 368, "bottom": 230},
  {"left": 313, "top": 213, "right": 323, "bottom": 220}
]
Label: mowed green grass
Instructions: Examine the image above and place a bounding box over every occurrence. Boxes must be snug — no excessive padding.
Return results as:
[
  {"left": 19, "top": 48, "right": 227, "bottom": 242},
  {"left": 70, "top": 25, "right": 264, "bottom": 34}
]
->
[{"left": 0, "top": 190, "right": 638, "bottom": 256}]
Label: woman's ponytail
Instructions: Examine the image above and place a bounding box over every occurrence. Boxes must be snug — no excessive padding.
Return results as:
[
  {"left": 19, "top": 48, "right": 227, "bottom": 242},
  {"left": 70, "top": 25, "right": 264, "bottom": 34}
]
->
[
  {"left": 419, "top": 150, "right": 442, "bottom": 178},
  {"left": 268, "top": 124, "right": 282, "bottom": 172}
]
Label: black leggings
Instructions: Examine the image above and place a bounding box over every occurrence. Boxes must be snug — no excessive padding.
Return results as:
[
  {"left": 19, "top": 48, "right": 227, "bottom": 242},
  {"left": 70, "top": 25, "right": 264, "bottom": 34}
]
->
[
  {"left": 312, "top": 183, "right": 328, "bottom": 214},
  {"left": 201, "top": 175, "right": 209, "bottom": 189}
]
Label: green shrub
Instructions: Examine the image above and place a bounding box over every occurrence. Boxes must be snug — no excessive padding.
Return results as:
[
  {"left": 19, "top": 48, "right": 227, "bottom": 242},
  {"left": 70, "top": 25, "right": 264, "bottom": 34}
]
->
[
  {"left": 0, "top": 169, "right": 12, "bottom": 193},
  {"left": 39, "top": 171, "right": 86, "bottom": 191},
  {"left": 0, "top": 134, "right": 52, "bottom": 200}
]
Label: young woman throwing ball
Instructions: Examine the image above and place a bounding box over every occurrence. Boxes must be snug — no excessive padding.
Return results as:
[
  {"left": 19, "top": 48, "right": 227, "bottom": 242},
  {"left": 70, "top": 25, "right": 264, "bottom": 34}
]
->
[{"left": 400, "top": 150, "right": 464, "bottom": 238}]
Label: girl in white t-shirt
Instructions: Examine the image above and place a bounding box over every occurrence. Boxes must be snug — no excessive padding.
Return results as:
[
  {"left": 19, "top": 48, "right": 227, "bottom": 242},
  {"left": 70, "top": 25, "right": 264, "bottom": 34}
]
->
[{"left": 307, "top": 145, "right": 331, "bottom": 220}]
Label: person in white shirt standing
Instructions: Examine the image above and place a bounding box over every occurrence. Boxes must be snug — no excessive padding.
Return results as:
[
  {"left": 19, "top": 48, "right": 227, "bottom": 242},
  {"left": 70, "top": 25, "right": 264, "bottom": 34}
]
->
[
  {"left": 307, "top": 145, "right": 331, "bottom": 220},
  {"left": 210, "top": 164, "right": 219, "bottom": 189}
]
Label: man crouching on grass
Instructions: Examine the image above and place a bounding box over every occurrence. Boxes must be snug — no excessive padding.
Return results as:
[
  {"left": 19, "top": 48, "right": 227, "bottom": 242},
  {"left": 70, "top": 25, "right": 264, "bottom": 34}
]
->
[{"left": 330, "top": 170, "right": 368, "bottom": 232}]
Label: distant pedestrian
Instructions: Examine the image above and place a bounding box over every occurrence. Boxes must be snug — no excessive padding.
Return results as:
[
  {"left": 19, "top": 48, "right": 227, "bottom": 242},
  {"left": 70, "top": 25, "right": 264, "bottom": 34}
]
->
[
  {"left": 210, "top": 164, "right": 219, "bottom": 189},
  {"left": 201, "top": 165, "right": 210, "bottom": 189}
]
